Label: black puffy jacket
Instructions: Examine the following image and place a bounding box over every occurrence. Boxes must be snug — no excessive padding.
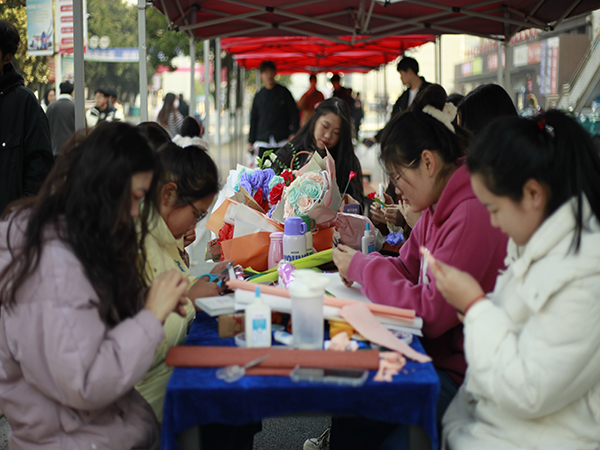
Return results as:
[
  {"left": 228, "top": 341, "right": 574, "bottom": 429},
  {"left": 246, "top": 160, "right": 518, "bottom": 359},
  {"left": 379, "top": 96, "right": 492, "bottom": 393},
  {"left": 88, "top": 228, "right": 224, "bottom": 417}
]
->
[{"left": 0, "top": 63, "right": 53, "bottom": 215}]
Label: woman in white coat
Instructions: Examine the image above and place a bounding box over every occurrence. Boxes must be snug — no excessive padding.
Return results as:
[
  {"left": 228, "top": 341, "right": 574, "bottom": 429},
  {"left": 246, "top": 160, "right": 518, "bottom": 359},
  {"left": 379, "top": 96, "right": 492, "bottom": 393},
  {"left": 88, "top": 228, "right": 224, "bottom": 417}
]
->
[{"left": 423, "top": 110, "right": 600, "bottom": 450}]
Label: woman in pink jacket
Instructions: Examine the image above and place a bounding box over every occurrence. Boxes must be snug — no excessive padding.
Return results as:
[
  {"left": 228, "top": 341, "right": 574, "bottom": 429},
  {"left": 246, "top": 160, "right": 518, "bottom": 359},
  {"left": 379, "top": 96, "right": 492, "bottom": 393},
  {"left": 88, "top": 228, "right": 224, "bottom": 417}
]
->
[
  {"left": 0, "top": 122, "right": 189, "bottom": 449},
  {"left": 331, "top": 85, "right": 508, "bottom": 450}
]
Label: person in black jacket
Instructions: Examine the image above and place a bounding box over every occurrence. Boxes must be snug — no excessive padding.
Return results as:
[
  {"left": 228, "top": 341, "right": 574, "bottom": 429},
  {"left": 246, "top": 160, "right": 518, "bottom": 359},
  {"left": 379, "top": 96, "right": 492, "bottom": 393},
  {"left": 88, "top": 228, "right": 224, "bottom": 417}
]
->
[
  {"left": 368, "top": 56, "right": 430, "bottom": 144},
  {"left": 248, "top": 60, "right": 299, "bottom": 159},
  {"left": 46, "top": 80, "right": 75, "bottom": 158},
  {"left": 0, "top": 20, "right": 53, "bottom": 216}
]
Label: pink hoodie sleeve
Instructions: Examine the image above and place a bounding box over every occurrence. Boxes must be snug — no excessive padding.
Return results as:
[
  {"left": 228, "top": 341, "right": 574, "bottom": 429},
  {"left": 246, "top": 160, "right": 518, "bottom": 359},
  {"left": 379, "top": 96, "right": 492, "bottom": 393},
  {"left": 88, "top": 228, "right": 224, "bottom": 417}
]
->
[{"left": 347, "top": 202, "right": 506, "bottom": 339}]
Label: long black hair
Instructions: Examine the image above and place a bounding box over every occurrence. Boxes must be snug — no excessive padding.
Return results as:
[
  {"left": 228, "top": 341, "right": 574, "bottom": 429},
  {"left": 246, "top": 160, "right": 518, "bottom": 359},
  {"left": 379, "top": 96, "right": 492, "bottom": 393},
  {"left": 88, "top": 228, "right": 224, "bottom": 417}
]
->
[
  {"left": 0, "top": 122, "right": 159, "bottom": 326},
  {"left": 157, "top": 142, "right": 220, "bottom": 207},
  {"left": 276, "top": 97, "right": 363, "bottom": 202},
  {"left": 157, "top": 93, "right": 178, "bottom": 127},
  {"left": 467, "top": 110, "right": 600, "bottom": 252},
  {"left": 458, "top": 84, "right": 517, "bottom": 135},
  {"left": 380, "top": 84, "right": 469, "bottom": 181}
]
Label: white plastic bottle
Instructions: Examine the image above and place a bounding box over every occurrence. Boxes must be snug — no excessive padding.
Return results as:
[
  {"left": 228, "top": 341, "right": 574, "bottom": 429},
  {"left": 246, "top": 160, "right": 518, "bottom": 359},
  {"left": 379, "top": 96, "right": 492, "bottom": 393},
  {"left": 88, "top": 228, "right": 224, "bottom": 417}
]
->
[
  {"left": 361, "top": 222, "right": 375, "bottom": 255},
  {"left": 244, "top": 286, "right": 272, "bottom": 348},
  {"left": 283, "top": 217, "right": 308, "bottom": 262}
]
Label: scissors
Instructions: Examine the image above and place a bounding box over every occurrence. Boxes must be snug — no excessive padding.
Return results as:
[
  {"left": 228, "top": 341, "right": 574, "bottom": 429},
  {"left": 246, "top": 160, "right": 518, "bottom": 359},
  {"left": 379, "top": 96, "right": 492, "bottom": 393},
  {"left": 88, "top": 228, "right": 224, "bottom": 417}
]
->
[{"left": 197, "top": 261, "right": 236, "bottom": 288}]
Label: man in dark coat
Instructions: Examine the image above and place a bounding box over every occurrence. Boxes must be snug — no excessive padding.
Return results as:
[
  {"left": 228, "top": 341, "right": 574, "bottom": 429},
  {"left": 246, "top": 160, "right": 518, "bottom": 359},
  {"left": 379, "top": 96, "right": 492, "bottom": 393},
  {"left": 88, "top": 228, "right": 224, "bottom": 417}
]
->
[
  {"left": 0, "top": 20, "right": 53, "bottom": 215},
  {"left": 370, "top": 56, "right": 430, "bottom": 144},
  {"left": 248, "top": 60, "right": 299, "bottom": 159},
  {"left": 46, "top": 80, "right": 75, "bottom": 158}
]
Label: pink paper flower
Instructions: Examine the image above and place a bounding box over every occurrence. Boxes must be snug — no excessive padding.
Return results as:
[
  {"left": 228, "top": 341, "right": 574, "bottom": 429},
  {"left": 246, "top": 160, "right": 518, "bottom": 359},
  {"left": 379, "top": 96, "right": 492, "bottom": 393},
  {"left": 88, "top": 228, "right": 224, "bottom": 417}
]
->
[{"left": 296, "top": 195, "right": 314, "bottom": 213}]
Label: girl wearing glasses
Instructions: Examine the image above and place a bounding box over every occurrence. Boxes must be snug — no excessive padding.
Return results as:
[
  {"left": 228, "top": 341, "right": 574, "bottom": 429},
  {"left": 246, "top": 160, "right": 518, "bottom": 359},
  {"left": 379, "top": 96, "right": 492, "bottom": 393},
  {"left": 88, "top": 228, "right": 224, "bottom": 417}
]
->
[
  {"left": 135, "top": 141, "right": 222, "bottom": 422},
  {"left": 330, "top": 85, "right": 508, "bottom": 448}
]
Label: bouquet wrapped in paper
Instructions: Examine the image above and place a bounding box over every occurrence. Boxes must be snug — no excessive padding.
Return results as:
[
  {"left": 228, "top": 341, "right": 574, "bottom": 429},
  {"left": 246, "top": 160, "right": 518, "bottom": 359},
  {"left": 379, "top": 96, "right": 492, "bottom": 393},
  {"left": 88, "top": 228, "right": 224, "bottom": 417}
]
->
[
  {"left": 272, "top": 150, "right": 374, "bottom": 251},
  {"left": 206, "top": 160, "right": 334, "bottom": 271}
]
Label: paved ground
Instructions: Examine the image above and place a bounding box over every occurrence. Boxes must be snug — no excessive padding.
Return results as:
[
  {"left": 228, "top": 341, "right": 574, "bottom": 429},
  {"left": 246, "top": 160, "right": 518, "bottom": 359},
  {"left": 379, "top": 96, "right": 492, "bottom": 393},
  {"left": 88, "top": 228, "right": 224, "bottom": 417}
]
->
[{"left": 0, "top": 414, "right": 329, "bottom": 450}]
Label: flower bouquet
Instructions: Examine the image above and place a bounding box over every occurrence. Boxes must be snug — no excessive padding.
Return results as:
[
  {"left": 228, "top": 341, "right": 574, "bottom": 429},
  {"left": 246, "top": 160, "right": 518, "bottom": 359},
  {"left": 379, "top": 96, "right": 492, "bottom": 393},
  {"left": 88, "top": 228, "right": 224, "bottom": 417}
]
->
[
  {"left": 272, "top": 149, "right": 342, "bottom": 224},
  {"left": 205, "top": 161, "right": 301, "bottom": 271}
]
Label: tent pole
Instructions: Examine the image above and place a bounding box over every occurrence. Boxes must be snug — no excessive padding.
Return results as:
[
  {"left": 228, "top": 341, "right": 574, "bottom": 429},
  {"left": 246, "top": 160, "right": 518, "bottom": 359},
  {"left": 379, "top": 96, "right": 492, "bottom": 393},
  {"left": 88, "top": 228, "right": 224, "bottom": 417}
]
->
[
  {"left": 239, "top": 66, "right": 245, "bottom": 166},
  {"left": 435, "top": 35, "right": 442, "bottom": 84},
  {"left": 190, "top": 36, "right": 196, "bottom": 117},
  {"left": 204, "top": 40, "right": 210, "bottom": 136},
  {"left": 504, "top": 42, "right": 512, "bottom": 100},
  {"left": 497, "top": 41, "right": 504, "bottom": 88},
  {"left": 216, "top": 38, "right": 222, "bottom": 170},
  {"left": 73, "top": 0, "right": 85, "bottom": 131},
  {"left": 138, "top": 0, "right": 148, "bottom": 122}
]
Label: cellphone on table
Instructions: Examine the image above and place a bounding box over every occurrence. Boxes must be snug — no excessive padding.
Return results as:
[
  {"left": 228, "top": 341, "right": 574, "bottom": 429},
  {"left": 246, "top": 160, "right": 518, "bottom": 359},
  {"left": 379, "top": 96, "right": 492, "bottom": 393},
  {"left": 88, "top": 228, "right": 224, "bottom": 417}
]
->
[{"left": 290, "top": 366, "right": 368, "bottom": 387}]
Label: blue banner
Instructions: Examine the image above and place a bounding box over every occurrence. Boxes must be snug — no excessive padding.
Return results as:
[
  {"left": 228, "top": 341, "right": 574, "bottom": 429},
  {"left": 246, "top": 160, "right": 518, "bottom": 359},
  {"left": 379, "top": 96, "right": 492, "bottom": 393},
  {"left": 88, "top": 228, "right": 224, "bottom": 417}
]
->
[{"left": 84, "top": 48, "right": 140, "bottom": 62}]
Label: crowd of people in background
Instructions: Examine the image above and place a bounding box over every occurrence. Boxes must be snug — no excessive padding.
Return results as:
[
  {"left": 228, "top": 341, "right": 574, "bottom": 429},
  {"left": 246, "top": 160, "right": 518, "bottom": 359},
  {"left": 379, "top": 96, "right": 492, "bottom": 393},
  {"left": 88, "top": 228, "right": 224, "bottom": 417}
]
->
[{"left": 3, "top": 15, "right": 600, "bottom": 450}]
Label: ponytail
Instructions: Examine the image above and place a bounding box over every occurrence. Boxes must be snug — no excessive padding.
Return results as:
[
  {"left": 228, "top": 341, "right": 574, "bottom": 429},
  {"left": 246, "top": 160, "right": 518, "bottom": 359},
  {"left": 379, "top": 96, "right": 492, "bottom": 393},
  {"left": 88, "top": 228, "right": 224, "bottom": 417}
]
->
[
  {"left": 157, "top": 142, "right": 220, "bottom": 206},
  {"left": 379, "top": 84, "right": 470, "bottom": 173},
  {"left": 468, "top": 110, "right": 600, "bottom": 252}
]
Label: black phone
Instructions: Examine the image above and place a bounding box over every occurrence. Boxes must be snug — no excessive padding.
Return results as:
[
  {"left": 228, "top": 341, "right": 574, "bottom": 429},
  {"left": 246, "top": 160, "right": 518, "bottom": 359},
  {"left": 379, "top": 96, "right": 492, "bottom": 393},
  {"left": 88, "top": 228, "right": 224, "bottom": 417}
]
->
[{"left": 290, "top": 366, "right": 368, "bottom": 386}]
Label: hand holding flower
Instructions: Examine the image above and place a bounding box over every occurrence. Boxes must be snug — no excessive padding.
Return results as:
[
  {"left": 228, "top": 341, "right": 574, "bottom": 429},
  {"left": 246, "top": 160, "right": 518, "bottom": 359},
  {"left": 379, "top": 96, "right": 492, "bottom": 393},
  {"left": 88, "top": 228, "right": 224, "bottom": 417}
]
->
[
  {"left": 419, "top": 247, "right": 484, "bottom": 315},
  {"left": 332, "top": 244, "right": 357, "bottom": 281}
]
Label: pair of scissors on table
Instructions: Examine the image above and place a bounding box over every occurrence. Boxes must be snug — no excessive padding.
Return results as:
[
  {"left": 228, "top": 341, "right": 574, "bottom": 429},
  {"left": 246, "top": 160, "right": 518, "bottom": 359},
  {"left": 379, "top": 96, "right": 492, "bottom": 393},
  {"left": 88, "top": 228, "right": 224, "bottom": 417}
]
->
[{"left": 197, "top": 261, "right": 236, "bottom": 290}]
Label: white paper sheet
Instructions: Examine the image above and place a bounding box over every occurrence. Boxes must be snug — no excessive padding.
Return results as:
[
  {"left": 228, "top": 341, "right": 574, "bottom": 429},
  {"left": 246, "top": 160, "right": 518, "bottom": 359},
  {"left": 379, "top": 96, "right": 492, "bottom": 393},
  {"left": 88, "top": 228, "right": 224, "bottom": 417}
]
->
[{"left": 320, "top": 272, "right": 370, "bottom": 303}]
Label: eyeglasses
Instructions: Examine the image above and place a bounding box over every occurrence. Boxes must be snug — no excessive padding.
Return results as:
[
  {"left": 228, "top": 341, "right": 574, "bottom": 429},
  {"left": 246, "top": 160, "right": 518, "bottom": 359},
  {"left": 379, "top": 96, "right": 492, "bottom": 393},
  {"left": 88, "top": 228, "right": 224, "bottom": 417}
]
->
[
  {"left": 184, "top": 197, "right": 208, "bottom": 223},
  {"left": 389, "top": 157, "right": 420, "bottom": 184}
]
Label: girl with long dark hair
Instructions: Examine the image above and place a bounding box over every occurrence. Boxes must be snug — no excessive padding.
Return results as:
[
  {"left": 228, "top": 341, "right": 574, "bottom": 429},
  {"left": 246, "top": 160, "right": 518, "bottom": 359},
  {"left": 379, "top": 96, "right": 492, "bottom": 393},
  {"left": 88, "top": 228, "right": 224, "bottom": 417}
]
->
[
  {"left": 425, "top": 111, "right": 600, "bottom": 449},
  {"left": 157, "top": 92, "right": 184, "bottom": 138},
  {"left": 0, "top": 122, "right": 189, "bottom": 449},
  {"left": 276, "top": 97, "right": 364, "bottom": 205}
]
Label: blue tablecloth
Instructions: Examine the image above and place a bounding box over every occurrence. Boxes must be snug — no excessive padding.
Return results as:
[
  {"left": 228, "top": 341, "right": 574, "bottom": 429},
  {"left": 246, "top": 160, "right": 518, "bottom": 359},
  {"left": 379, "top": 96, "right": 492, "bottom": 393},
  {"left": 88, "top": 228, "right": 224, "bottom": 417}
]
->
[{"left": 161, "top": 313, "right": 440, "bottom": 450}]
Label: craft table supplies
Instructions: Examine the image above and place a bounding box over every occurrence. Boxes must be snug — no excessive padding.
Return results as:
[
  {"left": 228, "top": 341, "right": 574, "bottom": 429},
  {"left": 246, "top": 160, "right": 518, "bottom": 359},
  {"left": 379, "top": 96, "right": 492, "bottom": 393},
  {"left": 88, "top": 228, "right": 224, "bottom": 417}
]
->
[
  {"left": 283, "top": 217, "right": 308, "bottom": 261},
  {"left": 289, "top": 270, "right": 328, "bottom": 349},
  {"left": 244, "top": 286, "right": 272, "bottom": 348}
]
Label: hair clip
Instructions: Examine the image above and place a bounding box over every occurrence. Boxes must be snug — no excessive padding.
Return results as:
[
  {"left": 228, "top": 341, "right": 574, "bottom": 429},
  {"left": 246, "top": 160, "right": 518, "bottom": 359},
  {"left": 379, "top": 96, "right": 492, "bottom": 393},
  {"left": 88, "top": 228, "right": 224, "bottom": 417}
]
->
[{"left": 536, "top": 118, "right": 555, "bottom": 138}]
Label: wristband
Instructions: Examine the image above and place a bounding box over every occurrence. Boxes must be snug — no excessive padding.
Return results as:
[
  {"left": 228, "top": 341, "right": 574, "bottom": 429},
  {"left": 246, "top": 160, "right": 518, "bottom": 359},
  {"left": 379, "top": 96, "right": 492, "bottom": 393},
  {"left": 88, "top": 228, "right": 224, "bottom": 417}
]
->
[{"left": 463, "top": 294, "right": 486, "bottom": 315}]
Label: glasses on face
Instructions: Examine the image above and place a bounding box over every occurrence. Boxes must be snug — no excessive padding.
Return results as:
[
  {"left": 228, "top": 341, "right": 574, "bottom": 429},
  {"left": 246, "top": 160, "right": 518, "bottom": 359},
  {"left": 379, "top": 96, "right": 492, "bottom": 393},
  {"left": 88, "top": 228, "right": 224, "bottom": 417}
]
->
[
  {"left": 184, "top": 197, "right": 208, "bottom": 223},
  {"left": 389, "top": 157, "right": 420, "bottom": 185}
]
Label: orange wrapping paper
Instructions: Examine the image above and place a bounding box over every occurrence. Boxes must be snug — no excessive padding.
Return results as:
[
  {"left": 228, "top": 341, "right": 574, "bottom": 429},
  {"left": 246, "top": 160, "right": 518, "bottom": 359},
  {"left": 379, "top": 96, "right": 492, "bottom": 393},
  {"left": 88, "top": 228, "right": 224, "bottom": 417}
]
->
[{"left": 166, "top": 346, "right": 380, "bottom": 376}]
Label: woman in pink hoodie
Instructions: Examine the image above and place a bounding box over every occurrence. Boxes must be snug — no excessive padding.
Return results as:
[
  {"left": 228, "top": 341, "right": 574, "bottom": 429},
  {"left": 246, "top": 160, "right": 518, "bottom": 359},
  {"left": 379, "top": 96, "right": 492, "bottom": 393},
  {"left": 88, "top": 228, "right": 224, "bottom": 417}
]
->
[
  {"left": 0, "top": 122, "right": 189, "bottom": 449},
  {"left": 330, "top": 85, "right": 507, "bottom": 449}
]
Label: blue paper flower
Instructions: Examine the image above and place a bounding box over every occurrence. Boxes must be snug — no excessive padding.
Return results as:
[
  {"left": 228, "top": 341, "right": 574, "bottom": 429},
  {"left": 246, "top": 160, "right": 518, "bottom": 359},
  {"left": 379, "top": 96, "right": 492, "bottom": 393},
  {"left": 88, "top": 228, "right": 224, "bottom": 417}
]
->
[
  {"left": 385, "top": 232, "right": 404, "bottom": 246},
  {"left": 250, "top": 169, "right": 265, "bottom": 191},
  {"left": 239, "top": 171, "right": 252, "bottom": 194},
  {"left": 262, "top": 168, "right": 275, "bottom": 197}
]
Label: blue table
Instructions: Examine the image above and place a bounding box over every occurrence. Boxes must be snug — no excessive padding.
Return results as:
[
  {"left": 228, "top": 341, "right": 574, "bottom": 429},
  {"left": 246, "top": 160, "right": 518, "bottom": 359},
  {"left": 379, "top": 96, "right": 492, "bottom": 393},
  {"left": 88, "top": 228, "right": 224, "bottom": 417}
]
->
[{"left": 161, "top": 313, "right": 440, "bottom": 450}]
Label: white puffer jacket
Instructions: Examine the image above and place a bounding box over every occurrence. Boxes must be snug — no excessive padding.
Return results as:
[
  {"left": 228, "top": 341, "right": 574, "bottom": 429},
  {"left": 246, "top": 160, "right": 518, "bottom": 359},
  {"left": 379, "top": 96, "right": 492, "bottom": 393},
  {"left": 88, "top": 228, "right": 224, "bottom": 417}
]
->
[{"left": 443, "top": 198, "right": 600, "bottom": 450}]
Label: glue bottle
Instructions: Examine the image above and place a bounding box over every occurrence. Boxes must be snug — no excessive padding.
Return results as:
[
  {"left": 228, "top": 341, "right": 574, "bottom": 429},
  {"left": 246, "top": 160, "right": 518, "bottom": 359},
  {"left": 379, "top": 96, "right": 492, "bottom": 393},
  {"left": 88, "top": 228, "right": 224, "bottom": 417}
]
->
[
  {"left": 361, "top": 222, "right": 375, "bottom": 255},
  {"left": 244, "top": 286, "right": 272, "bottom": 348}
]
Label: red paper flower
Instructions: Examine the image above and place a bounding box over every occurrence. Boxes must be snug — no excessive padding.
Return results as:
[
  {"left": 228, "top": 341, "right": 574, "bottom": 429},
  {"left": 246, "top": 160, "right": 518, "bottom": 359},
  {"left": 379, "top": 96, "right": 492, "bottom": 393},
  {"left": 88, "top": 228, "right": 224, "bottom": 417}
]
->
[
  {"left": 281, "top": 170, "right": 295, "bottom": 186},
  {"left": 367, "top": 192, "right": 376, "bottom": 200},
  {"left": 348, "top": 171, "right": 357, "bottom": 180},
  {"left": 218, "top": 223, "right": 234, "bottom": 242},
  {"left": 253, "top": 188, "right": 269, "bottom": 211},
  {"left": 253, "top": 187, "right": 264, "bottom": 205},
  {"left": 269, "top": 182, "right": 285, "bottom": 205}
]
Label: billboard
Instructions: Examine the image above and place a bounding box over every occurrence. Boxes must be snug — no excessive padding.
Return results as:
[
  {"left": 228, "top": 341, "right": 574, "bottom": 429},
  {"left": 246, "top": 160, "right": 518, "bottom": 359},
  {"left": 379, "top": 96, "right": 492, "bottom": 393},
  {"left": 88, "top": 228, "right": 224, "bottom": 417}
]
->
[{"left": 26, "top": 0, "right": 54, "bottom": 56}]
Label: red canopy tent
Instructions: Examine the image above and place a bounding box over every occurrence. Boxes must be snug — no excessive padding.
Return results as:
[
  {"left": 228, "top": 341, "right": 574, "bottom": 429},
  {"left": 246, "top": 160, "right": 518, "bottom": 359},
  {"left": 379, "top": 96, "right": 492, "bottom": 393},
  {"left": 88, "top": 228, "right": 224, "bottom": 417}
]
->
[
  {"left": 220, "top": 35, "right": 435, "bottom": 73},
  {"left": 153, "top": 0, "right": 596, "bottom": 42}
]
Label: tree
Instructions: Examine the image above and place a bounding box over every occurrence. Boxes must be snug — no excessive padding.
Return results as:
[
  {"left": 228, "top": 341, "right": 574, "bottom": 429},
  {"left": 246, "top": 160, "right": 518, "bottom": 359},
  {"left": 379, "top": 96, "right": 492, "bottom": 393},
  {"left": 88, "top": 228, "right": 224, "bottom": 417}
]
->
[
  {"left": 85, "top": 0, "right": 140, "bottom": 101},
  {"left": 0, "top": 0, "right": 51, "bottom": 90},
  {"left": 84, "top": 0, "right": 204, "bottom": 102}
]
